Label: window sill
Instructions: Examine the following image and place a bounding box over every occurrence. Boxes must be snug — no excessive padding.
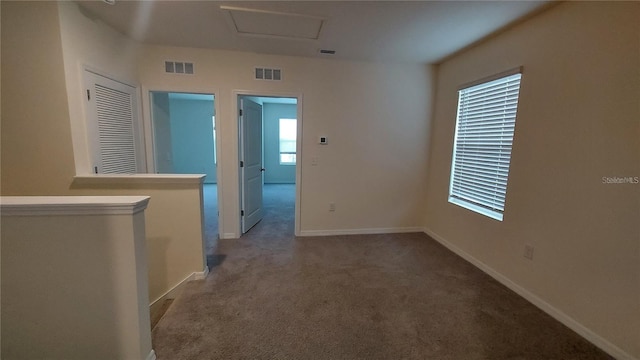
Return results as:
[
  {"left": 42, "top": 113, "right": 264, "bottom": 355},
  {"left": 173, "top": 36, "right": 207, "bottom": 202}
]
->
[{"left": 448, "top": 197, "right": 503, "bottom": 221}]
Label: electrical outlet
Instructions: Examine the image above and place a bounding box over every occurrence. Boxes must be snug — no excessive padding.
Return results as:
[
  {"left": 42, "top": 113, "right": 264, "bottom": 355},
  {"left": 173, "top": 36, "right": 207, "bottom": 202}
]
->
[
  {"left": 524, "top": 244, "right": 534, "bottom": 260},
  {"left": 329, "top": 203, "right": 335, "bottom": 212}
]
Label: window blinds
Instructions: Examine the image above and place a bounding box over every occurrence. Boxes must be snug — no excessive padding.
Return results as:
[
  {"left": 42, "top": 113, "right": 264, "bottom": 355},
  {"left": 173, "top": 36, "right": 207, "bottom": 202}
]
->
[{"left": 449, "top": 73, "right": 522, "bottom": 220}]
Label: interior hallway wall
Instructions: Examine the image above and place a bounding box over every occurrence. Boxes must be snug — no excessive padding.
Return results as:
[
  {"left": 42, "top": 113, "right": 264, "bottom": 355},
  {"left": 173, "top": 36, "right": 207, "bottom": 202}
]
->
[
  {"left": 1, "top": 1, "right": 76, "bottom": 195},
  {"left": 424, "top": 2, "right": 639, "bottom": 358},
  {"left": 139, "top": 46, "right": 433, "bottom": 238},
  {"left": 1, "top": 1, "right": 207, "bottom": 316},
  {"left": 57, "top": 1, "right": 141, "bottom": 176},
  {"left": 1, "top": 0, "right": 138, "bottom": 192}
]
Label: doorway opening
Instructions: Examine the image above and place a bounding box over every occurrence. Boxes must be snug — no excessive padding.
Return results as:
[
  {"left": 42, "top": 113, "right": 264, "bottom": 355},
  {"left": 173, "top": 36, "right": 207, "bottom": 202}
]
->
[
  {"left": 238, "top": 95, "right": 299, "bottom": 236},
  {"left": 149, "top": 91, "right": 220, "bottom": 257}
]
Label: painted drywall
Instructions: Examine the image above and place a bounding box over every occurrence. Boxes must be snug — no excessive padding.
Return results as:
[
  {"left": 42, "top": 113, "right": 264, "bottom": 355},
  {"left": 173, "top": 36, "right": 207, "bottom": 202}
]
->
[
  {"left": 0, "top": 0, "right": 140, "bottom": 194},
  {"left": 169, "top": 98, "right": 217, "bottom": 183},
  {"left": 152, "top": 92, "right": 174, "bottom": 173},
  {"left": 1, "top": 2, "right": 206, "bottom": 315},
  {"left": 57, "top": 1, "right": 141, "bottom": 176},
  {"left": 1, "top": 197, "right": 153, "bottom": 360},
  {"left": 424, "top": 2, "right": 639, "bottom": 358},
  {"left": 56, "top": 3, "right": 208, "bottom": 308},
  {"left": 70, "top": 179, "right": 206, "bottom": 306},
  {"left": 138, "top": 46, "right": 433, "bottom": 237},
  {"left": 1, "top": 1, "right": 76, "bottom": 195},
  {"left": 264, "top": 103, "right": 297, "bottom": 184}
]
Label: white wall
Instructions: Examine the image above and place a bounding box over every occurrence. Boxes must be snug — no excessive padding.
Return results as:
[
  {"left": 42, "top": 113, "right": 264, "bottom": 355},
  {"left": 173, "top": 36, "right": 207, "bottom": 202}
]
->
[
  {"left": 8, "top": 2, "right": 432, "bottom": 239},
  {"left": 425, "top": 2, "right": 639, "bottom": 358},
  {"left": 1, "top": 196, "right": 153, "bottom": 360},
  {"left": 139, "top": 46, "right": 433, "bottom": 237},
  {"left": 55, "top": 1, "right": 208, "bottom": 308},
  {"left": 70, "top": 176, "right": 207, "bottom": 312},
  {"left": 1, "top": 1, "right": 76, "bottom": 195},
  {"left": 57, "top": 1, "right": 141, "bottom": 175},
  {"left": 4, "top": 1, "right": 635, "bottom": 358},
  {"left": 1, "top": 1, "right": 207, "bottom": 314}
]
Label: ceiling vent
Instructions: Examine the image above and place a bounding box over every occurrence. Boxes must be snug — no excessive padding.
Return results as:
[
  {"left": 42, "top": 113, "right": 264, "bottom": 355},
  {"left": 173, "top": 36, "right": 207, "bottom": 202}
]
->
[
  {"left": 255, "top": 67, "right": 282, "bottom": 81},
  {"left": 221, "top": 6, "right": 324, "bottom": 40},
  {"left": 165, "top": 61, "right": 194, "bottom": 75}
]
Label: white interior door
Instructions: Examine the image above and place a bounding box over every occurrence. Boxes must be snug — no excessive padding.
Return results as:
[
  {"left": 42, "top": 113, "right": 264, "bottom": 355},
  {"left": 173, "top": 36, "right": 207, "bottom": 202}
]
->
[{"left": 240, "top": 98, "right": 264, "bottom": 233}]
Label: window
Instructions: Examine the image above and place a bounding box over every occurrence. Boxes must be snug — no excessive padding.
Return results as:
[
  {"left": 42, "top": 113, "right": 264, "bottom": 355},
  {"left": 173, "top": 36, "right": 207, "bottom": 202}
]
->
[
  {"left": 448, "top": 70, "right": 522, "bottom": 221},
  {"left": 279, "top": 118, "right": 297, "bottom": 165}
]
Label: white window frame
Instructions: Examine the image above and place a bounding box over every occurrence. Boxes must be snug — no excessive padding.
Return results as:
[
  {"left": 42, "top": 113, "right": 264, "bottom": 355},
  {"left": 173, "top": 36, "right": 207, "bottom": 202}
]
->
[
  {"left": 279, "top": 118, "right": 297, "bottom": 165},
  {"left": 448, "top": 68, "right": 523, "bottom": 221}
]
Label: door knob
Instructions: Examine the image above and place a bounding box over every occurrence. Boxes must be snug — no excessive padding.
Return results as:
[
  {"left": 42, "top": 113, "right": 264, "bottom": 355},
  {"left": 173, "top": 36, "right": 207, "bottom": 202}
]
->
[{"left": 261, "top": 168, "right": 266, "bottom": 172}]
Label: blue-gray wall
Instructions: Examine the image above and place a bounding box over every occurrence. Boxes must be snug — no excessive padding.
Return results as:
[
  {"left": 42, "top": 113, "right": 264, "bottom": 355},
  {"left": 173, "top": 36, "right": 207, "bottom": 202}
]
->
[
  {"left": 169, "top": 98, "right": 216, "bottom": 183},
  {"left": 263, "top": 103, "right": 296, "bottom": 184},
  {"left": 152, "top": 92, "right": 174, "bottom": 174}
]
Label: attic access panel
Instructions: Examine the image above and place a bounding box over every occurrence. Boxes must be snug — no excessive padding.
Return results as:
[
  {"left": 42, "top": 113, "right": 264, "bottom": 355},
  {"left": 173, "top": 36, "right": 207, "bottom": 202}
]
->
[{"left": 221, "top": 6, "right": 324, "bottom": 40}]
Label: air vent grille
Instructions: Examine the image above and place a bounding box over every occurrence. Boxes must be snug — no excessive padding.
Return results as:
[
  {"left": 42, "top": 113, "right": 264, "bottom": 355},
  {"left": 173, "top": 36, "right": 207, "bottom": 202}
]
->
[
  {"left": 165, "top": 61, "right": 194, "bottom": 75},
  {"left": 255, "top": 67, "right": 282, "bottom": 81}
]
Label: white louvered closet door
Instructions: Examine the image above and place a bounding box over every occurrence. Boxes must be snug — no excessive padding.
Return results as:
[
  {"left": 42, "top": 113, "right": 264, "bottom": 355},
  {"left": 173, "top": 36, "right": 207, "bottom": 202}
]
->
[{"left": 84, "top": 70, "right": 141, "bottom": 174}]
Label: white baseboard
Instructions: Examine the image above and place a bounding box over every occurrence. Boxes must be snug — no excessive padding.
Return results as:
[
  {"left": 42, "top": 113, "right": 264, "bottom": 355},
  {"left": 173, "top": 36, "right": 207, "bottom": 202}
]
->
[
  {"left": 424, "top": 228, "right": 637, "bottom": 360},
  {"left": 149, "top": 268, "right": 208, "bottom": 318},
  {"left": 149, "top": 274, "right": 192, "bottom": 320},
  {"left": 194, "top": 266, "right": 209, "bottom": 280},
  {"left": 299, "top": 226, "right": 425, "bottom": 237},
  {"left": 150, "top": 273, "right": 193, "bottom": 305},
  {"left": 146, "top": 349, "right": 156, "bottom": 360},
  {"left": 222, "top": 232, "right": 238, "bottom": 239}
]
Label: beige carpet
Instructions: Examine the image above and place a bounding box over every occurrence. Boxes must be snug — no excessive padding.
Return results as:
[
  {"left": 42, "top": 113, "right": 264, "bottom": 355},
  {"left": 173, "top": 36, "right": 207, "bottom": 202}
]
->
[{"left": 152, "top": 185, "right": 611, "bottom": 360}]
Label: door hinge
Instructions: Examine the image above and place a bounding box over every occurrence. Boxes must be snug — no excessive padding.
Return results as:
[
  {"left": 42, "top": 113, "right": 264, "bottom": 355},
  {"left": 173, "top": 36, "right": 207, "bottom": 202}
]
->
[
  {"left": 94, "top": 166, "right": 98, "bottom": 174},
  {"left": 239, "top": 109, "right": 243, "bottom": 116},
  {"left": 241, "top": 210, "right": 244, "bottom": 216},
  {"left": 87, "top": 89, "right": 91, "bottom": 101},
  {"left": 240, "top": 161, "right": 244, "bottom": 167}
]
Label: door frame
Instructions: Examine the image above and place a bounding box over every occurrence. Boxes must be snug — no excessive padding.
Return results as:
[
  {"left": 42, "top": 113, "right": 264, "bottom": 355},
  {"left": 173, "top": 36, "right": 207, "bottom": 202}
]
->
[
  {"left": 233, "top": 90, "right": 303, "bottom": 237},
  {"left": 142, "top": 86, "right": 223, "bottom": 241}
]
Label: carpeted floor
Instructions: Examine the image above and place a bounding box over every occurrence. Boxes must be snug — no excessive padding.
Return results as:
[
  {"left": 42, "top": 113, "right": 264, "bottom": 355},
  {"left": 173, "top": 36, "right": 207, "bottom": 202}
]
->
[{"left": 152, "top": 184, "right": 612, "bottom": 360}]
